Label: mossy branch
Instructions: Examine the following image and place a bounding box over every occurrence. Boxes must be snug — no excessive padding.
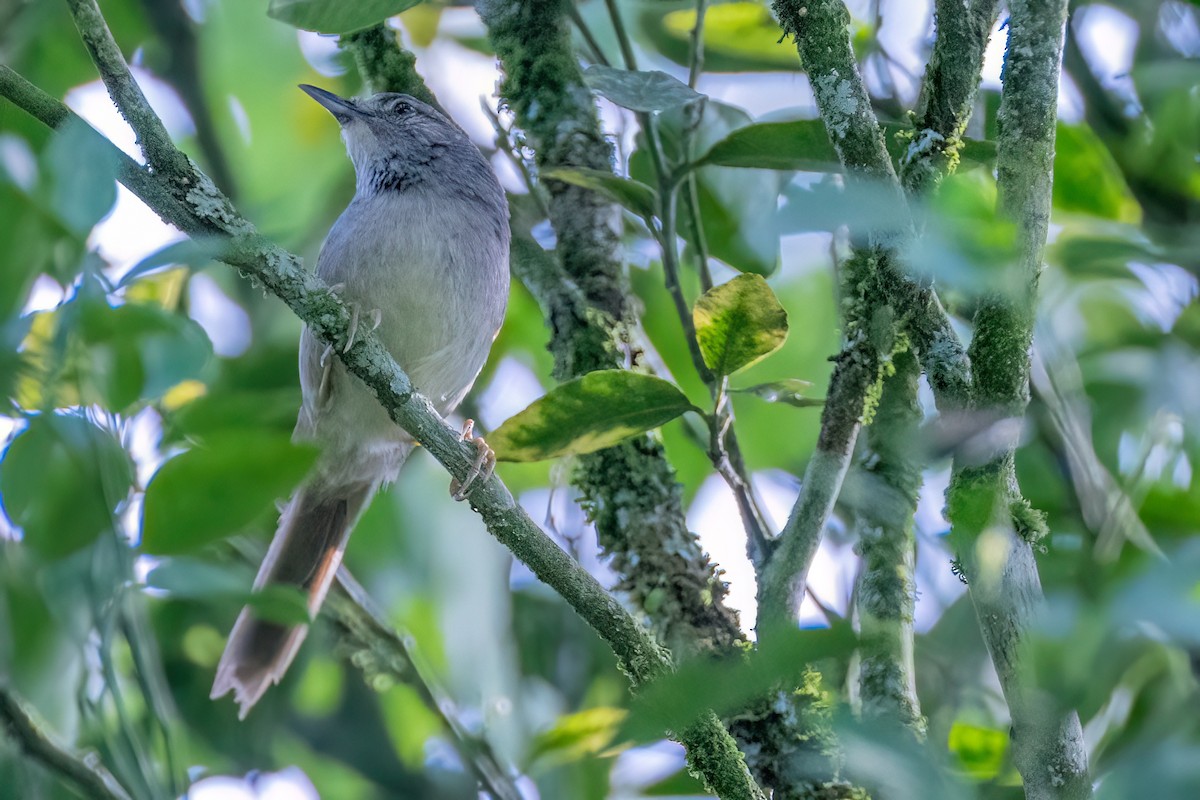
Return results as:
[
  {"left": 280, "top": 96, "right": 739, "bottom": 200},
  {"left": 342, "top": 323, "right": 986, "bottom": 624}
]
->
[
  {"left": 851, "top": 350, "right": 924, "bottom": 734},
  {"left": 942, "top": 1, "right": 1092, "bottom": 797},
  {"left": 902, "top": 0, "right": 1000, "bottom": 195},
  {"left": 338, "top": 24, "right": 443, "bottom": 111},
  {"left": 475, "top": 0, "right": 746, "bottom": 661}
]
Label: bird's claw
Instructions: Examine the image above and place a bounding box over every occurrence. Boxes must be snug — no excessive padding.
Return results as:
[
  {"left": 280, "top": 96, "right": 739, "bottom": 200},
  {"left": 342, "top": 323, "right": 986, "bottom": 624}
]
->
[
  {"left": 342, "top": 304, "right": 382, "bottom": 353},
  {"left": 450, "top": 419, "right": 496, "bottom": 501},
  {"left": 318, "top": 344, "right": 335, "bottom": 408}
]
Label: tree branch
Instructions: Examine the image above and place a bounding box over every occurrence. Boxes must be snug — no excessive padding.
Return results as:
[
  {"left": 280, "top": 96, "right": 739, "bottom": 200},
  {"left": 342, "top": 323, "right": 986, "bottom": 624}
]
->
[
  {"left": 1, "top": 47, "right": 763, "bottom": 800},
  {"left": 944, "top": 1, "right": 1092, "bottom": 796},
  {"left": 328, "top": 570, "right": 524, "bottom": 800},
  {"left": 475, "top": 0, "right": 746, "bottom": 661},
  {"left": 760, "top": 0, "right": 907, "bottom": 629},
  {"left": 851, "top": 349, "right": 924, "bottom": 734},
  {"left": 0, "top": 683, "right": 133, "bottom": 800},
  {"left": 338, "top": 24, "right": 443, "bottom": 111},
  {"left": 902, "top": 0, "right": 1000, "bottom": 196}
]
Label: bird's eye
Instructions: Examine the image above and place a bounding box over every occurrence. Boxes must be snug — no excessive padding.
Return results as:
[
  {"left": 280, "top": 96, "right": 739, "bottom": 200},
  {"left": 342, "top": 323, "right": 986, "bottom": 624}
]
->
[{"left": 389, "top": 99, "right": 412, "bottom": 115}]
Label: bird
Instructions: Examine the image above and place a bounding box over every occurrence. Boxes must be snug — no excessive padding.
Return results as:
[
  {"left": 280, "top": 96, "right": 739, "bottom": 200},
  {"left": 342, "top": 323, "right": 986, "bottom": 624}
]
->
[{"left": 211, "top": 84, "right": 510, "bottom": 718}]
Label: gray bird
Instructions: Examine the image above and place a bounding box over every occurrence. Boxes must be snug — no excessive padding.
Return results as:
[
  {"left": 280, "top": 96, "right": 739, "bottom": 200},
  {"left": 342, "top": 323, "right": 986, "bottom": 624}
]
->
[{"left": 211, "top": 85, "right": 510, "bottom": 718}]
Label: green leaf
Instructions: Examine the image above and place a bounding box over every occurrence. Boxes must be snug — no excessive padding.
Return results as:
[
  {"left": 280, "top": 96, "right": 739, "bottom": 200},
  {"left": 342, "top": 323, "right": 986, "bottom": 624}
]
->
[
  {"left": 640, "top": 3, "right": 799, "bottom": 73},
  {"left": 732, "top": 379, "right": 821, "bottom": 407},
  {"left": 540, "top": 167, "right": 658, "bottom": 220},
  {"left": 141, "top": 432, "right": 318, "bottom": 555},
  {"left": 1053, "top": 122, "right": 1142, "bottom": 223},
  {"left": 116, "top": 238, "right": 219, "bottom": 289},
  {"left": 267, "top": 0, "right": 421, "bottom": 34},
  {"left": 72, "top": 299, "right": 213, "bottom": 410},
  {"left": 146, "top": 557, "right": 310, "bottom": 625},
  {"left": 529, "top": 707, "right": 627, "bottom": 766},
  {"left": 0, "top": 414, "right": 134, "bottom": 560},
  {"left": 947, "top": 722, "right": 1009, "bottom": 780},
  {"left": 489, "top": 371, "right": 700, "bottom": 462},
  {"left": 693, "top": 119, "right": 840, "bottom": 171},
  {"left": 164, "top": 387, "right": 300, "bottom": 443},
  {"left": 582, "top": 65, "right": 704, "bottom": 112},
  {"left": 620, "top": 625, "right": 857, "bottom": 744},
  {"left": 693, "top": 274, "right": 788, "bottom": 377},
  {"left": 642, "top": 767, "right": 709, "bottom": 796},
  {"left": 44, "top": 117, "right": 119, "bottom": 234},
  {"left": 692, "top": 119, "right": 997, "bottom": 174}
]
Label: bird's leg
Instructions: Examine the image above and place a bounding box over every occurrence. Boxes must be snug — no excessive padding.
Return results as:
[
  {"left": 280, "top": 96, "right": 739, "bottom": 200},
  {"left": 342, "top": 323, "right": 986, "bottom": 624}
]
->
[{"left": 450, "top": 419, "right": 496, "bottom": 501}]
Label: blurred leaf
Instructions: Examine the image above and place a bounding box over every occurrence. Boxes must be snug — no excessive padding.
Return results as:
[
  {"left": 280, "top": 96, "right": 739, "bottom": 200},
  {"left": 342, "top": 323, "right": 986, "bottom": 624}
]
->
[
  {"left": 0, "top": 414, "right": 133, "bottom": 559},
  {"left": 378, "top": 682, "right": 444, "bottom": 768},
  {"left": 117, "top": 238, "right": 219, "bottom": 288},
  {"left": 620, "top": 625, "right": 857, "bottom": 744},
  {"left": 400, "top": 3, "right": 442, "bottom": 47},
  {"left": 640, "top": 3, "right": 798, "bottom": 73},
  {"left": 0, "top": 180, "right": 55, "bottom": 319},
  {"left": 1053, "top": 123, "right": 1142, "bottom": 223},
  {"left": 582, "top": 65, "right": 704, "bottom": 112},
  {"left": 141, "top": 433, "right": 318, "bottom": 554},
  {"left": 642, "top": 766, "right": 709, "bottom": 796},
  {"left": 634, "top": 100, "right": 784, "bottom": 275},
  {"left": 489, "top": 371, "right": 700, "bottom": 462},
  {"left": 693, "top": 274, "right": 788, "bottom": 377},
  {"left": 1051, "top": 226, "right": 1163, "bottom": 278},
  {"left": 947, "top": 721, "right": 1009, "bottom": 780},
  {"left": 72, "top": 298, "right": 213, "bottom": 410},
  {"left": 905, "top": 172, "right": 1020, "bottom": 296},
  {"left": 777, "top": 178, "right": 911, "bottom": 236},
  {"left": 540, "top": 167, "right": 657, "bottom": 220},
  {"left": 146, "top": 557, "right": 309, "bottom": 625},
  {"left": 732, "top": 378, "right": 821, "bottom": 407},
  {"left": 267, "top": 0, "right": 421, "bottom": 34},
  {"left": 44, "top": 117, "right": 118, "bottom": 235},
  {"left": 530, "top": 707, "right": 628, "bottom": 766},
  {"left": 164, "top": 387, "right": 299, "bottom": 443},
  {"left": 146, "top": 556, "right": 248, "bottom": 597}
]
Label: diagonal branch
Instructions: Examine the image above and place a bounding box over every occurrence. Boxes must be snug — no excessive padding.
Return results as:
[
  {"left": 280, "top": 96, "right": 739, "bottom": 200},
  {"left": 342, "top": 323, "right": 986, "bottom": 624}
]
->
[
  {"left": 0, "top": 683, "right": 133, "bottom": 800},
  {"left": 1, "top": 53, "right": 764, "bottom": 800}
]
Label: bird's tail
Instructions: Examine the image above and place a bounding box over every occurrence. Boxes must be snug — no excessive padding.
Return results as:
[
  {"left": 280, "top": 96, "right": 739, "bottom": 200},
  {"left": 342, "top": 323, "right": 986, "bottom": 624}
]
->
[{"left": 211, "top": 473, "right": 377, "bottom": 718}]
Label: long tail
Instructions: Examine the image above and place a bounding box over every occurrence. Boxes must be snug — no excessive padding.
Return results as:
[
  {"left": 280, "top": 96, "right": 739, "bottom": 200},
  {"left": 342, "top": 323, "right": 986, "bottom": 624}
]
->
[{"left": 211, "top": 474, "right": 377, "bottom": 718}]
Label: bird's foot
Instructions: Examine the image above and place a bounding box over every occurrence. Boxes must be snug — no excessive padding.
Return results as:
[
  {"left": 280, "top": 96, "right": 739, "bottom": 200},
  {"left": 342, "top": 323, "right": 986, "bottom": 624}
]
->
[
  {"left": 450, "top": 419, "right": 496, "bottom": 501},
  {"left": 318, "top": 344, "right": 336, "bottom": 408},
  {"left": 327, "top": 286, "right": 380, "bottom": 354},
  {"left": 343, "top": 302, "right": 379, "bottom": 352}
]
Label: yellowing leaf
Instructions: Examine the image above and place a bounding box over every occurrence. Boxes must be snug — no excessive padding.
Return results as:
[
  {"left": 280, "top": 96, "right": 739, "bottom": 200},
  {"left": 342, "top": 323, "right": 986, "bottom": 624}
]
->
[
  {"left": 693, "top": 274, "right": 788, "bottom": 377},
  {"left": 489, "top": 371, "right": 699, "bottom": 462}
]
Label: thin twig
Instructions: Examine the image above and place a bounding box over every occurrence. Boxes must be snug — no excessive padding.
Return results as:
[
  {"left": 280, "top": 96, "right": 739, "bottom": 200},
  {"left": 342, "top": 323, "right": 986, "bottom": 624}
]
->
[
  {"left": 568, "top": 4, "right": 610, "bottom": 67},
  {"left": 329, "top": 570, "right": 525, "bottom": 800}
]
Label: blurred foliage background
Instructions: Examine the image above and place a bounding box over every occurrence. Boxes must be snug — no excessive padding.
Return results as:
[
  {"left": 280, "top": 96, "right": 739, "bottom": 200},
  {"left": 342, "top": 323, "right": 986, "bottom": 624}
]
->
[{"left": 0, "top": 0, "right": 1198, "bottom": 798}]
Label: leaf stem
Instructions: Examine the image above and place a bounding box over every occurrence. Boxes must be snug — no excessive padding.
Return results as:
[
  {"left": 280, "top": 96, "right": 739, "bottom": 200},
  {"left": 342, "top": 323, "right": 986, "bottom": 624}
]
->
[{"left": 604, "top": 0, "right": 639, "bottom": 70}]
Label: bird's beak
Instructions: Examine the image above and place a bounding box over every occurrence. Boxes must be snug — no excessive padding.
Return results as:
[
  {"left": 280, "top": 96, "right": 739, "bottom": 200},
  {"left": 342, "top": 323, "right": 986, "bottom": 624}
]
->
[{"left": 299, "top": 84, "right": 364, "bottom": 124}]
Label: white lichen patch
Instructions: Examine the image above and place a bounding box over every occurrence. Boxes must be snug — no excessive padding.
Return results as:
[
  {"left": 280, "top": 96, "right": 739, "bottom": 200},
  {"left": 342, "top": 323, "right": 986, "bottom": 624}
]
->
[
  {"left": 813, "top": 73, "right": 857, "bottom": 140},
  {"left": 901, "top": 128, "right": 945, "bottom": 166},
  {"left": 183, "top": 161, "right": 252, "bottom": 234}
]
